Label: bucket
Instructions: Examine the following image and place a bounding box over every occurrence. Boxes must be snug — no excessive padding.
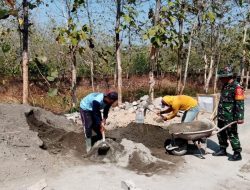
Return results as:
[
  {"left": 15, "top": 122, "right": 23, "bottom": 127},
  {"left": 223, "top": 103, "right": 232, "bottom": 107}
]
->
[{"left": 135, "top": 109, "right": 144, "bottom": 123}]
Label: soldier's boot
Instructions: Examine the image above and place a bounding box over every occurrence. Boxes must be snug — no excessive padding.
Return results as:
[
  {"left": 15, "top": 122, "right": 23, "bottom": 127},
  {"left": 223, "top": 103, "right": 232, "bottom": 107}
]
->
[
  {"left": 228, "top": 151, "right": 242, "bottom": 161},
  {"left": 85, "top": 138, "right": 92, "bottom": 153},
  {"left": 212, "top": 148, "right": 227, "bottom": 156}
]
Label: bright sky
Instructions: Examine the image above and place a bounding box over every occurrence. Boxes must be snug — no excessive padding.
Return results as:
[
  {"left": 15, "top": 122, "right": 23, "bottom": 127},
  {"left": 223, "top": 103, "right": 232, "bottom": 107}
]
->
[
  {"left": 25, "top": 0, "right": 250, "bottom": 46},
  {"left": 29, "top": 1, "right": 154, "bottom": 44}
]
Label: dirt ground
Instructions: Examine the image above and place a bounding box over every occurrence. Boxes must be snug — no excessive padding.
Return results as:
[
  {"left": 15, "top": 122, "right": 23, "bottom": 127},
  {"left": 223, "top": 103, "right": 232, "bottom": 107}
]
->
[{"left": 1, "top": 93, "right": 250, "bottom": 190}]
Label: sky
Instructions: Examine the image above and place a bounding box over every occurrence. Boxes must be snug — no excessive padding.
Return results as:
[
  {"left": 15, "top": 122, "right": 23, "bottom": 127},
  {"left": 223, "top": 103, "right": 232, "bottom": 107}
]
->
[
  {"left": 2, "top": 0, "right": 249, "bottom": 46},
  {"left": 29, "top": 0, "right": 155, "bottom": 45}
]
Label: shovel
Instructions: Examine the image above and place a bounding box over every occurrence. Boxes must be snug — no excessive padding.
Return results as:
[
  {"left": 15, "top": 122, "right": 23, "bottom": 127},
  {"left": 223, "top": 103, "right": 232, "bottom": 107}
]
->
[
  {"left": 98, "top": 128, "right": 110, "bottom": 155},
  {"left": 143, "top": 104, "right": 165, "bottom": 119}
]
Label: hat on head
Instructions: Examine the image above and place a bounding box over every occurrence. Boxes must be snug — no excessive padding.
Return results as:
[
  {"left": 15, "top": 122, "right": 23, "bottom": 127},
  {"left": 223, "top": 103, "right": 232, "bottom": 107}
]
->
[
  {"left": 217, "top": 66, "right": 233, "bottom": 78},
  {"left": 106, "top": 91, "right": 118, "bottom": 101}
]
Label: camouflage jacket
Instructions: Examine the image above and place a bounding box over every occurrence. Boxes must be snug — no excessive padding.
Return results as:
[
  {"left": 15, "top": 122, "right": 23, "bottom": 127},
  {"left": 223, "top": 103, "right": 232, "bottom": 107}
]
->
[{"left": 217, "top": 80, "right": 244, "bottom": 122}]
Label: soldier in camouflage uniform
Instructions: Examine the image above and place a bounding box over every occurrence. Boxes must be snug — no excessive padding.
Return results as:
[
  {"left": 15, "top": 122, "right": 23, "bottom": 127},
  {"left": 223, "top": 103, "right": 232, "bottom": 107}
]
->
[{"left": 212, "top": 66, "right": 244, "bottom": 161}]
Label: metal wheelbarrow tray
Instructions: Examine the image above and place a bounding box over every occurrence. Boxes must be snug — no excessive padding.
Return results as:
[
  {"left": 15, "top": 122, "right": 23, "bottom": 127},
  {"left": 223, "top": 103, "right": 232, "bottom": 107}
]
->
[{"left": 165, "top": 119, "right": 236, "bottom": 158}]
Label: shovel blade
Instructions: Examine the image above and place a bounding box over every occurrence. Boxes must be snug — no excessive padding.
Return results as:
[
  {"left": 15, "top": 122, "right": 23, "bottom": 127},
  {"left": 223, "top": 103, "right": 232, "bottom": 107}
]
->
[{"left": 98, "top": 143, "right": 110, "bottom": 155}]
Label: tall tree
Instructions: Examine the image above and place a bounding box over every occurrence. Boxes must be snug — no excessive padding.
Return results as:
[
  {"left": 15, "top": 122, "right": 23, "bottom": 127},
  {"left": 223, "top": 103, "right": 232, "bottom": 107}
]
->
[
  {"left": 148, "top": 0, "right": 160, "bottom": 102},
  {"left": 197, "top": 0, "right": 226, "bottom": 93},
  {"left": 56, "top": 0, "right": 90, "bottom": 108},
  {"left": 114, "top": 0, "right": 138, "bottom": 105},
  {"left": 180, "top": 24, "right": 196, "bottom": 94},
  {"left": 22, "top": 0, "right": 29, "bottom": 104},
  {"left": 0, "top": 0, "right": 42, "bottom": 104},
  {"left": 176, "top": 0, "right": 185, "bottom": 95},
  {"left": 85, "top": 0, "right": 95, "bottom": 91},
  {"left": 115, "top": 0, "right": 122, "bottom": 105},
  {"left": 149, "top": 0, "right": 161, "bottom": 73}
]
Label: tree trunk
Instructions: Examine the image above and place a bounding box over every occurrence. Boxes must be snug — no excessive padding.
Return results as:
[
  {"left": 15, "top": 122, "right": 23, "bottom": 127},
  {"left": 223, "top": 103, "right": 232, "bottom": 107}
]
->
[
  {"left": 180, "top": 25, "right": 194, "bottom": 95},
  {"left": 86, "top": 0, "right": 95, "bottom": 91},
  {"left": 116, "top": 47, "right": 122, "bottom": 105},
  {"left": 71, "top": 50, "right": 77, "bottom": 108},
  {"left": 149, "top": 46, "right": 159, "bottom": 73},
  {"left": 90, "top": 58, "right": 94, "bottom": 92},
  {"left": 203, "top": 53, "right": 208, "bottom": 86},
  {"left": 115, "top": 0, "right": 122, "bottom": 105},
  {"left": 114, "top": 63, "right": 117, "bottom": 87},
  {"left": 203, "top": 23, "right": 216, "bottom": 93},
  {"left": 127, "top": 25, "right": 132, "bottom": 79},
  {"left": 148, "top": 0, "right": 161, "bottom": 100},
  {"left": 149, "top": 71, "right": 155, "bottom": 102},
  {"left": 213, "top": 54, "right": 220, "bottom": 93},
  {"left": 176, "top": 6, "right": 184, "bottom": 95},
  {"left": 204, "top": 55, "right": 214, "bottom": 93},
  {"left": 246, "top": 70, "right": 249, "bottom": 90},
  {"left": 241, "top": 25, "right": 247, "bottom": 84},
  {"left": 149, "top": 0, "right": 161, "bottom": 72},
  {"left": 22, "top": 0, "right": 29, "bottom": 104}
]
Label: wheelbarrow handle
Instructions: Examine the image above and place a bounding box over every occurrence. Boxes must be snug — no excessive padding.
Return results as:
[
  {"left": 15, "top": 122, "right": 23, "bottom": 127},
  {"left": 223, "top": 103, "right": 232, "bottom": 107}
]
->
[{"left": 212, "top": 121, "right": 237, "bottom": 135}]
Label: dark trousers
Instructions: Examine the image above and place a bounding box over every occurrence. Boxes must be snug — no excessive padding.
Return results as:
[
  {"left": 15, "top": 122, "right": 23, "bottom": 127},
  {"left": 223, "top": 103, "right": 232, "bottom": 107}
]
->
[
  {"left": 217, "top": 119, "right": 242, "bottom": 152},
  {"left": 80, "top": 108, "right": 102, "bottom": 143}
]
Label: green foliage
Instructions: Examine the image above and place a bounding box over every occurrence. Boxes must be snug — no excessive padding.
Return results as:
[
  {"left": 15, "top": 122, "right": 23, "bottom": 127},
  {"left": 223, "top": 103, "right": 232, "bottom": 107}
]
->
[
  {"left": 203, "top": 11, "right": 216, "bottom": 23},
  {"left": 0, "top": 9, "right": 10, "bottom": 19},
  {"left": 131, "top": 52, "right": 148, "bottom": 74},
  {"left": 72, "top": 0, "right": 85, "bottom": 12},
  {"left": 48, "top": 88, "right": 58, "bottom": 97},
  {"left": 120, "top": 5, "right": 138, "bottom": 30},
  {"left": 1, "top": 0, "right": 250, "bottom": 106},
  {"left": 1, "top": 43, "right": 11, "bottom": 53},
  {"left": 55, "top": 23, "right": 90, "bottom": 51},
  {"left": 68, "top": 105, "right": 80, "bottom": 113},
  {"left": 29, "top": 59, "right": 49, "bottom": 79},
  {"left": 47, "top": 69, "right": 59, "bottom": 82},
  {"left": 144, "top": 1, "right": 188, "bottom": 49}
]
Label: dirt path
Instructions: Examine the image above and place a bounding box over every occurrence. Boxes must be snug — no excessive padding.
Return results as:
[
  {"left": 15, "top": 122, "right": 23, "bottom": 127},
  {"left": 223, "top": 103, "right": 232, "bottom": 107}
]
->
[
  {"left": 43, "top": 97, "right": 250, "bottom": 190},
  {"left": 0, "top": 94, "right": 250, "bottom": 190}
]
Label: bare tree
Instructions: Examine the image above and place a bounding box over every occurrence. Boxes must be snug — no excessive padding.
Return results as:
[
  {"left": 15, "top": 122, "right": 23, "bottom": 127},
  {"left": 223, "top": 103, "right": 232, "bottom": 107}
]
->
[
  {"left": 22, "top": 0, "right": 29, "bottom": 104},
  {"left": 115, "top": 0, "right": 122, "bottom": 105},
  {"left": 180, "top": 24, "right": 195, "bottom": 94},
  {"left": 240, "top": 24, "right": 247, "bottom": 84},
  {"left": 85, "top": 0, "right": 95, "bottom": 91},
  {"left": 148, "top": 0, "right": 161, "bottom": 102},
  {"left": 149, "top": 0, "right": 161, "bottom": 73},
  {"left": 176, "top": 0, "right": 184, "bottom": 95}
]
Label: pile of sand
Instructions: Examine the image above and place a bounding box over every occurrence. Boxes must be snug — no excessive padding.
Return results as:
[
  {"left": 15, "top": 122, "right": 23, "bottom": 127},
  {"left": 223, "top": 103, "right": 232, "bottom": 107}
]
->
[
  {"left": 167, "top": 119, "right": 216, "bottom": 134},
  {"left": 85, "top": 138, "right": 174, "bottom": 175},
  {"left": 26, "top": 109, "right": 86, "bottom": 155},
  {"left": 0, "top": 103, "right": 181, "bottom": 181}
]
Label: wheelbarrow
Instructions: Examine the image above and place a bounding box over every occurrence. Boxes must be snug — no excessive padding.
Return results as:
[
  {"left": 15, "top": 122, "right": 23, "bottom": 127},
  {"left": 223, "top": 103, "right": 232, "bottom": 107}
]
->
[{"left": 165, "top": 120, "right": 237, "bottom": 159}]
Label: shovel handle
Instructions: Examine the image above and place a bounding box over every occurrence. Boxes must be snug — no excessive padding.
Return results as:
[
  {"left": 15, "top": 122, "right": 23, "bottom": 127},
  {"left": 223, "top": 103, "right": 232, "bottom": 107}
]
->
[{"left": 102, "top": 130, "right": 106, "bottom": 142}]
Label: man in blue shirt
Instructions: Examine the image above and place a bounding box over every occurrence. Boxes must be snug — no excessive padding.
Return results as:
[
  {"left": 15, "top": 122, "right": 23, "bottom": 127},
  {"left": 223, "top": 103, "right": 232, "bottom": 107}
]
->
[{"left": 80, "top": 91, "right": 118, "bottom": 153}]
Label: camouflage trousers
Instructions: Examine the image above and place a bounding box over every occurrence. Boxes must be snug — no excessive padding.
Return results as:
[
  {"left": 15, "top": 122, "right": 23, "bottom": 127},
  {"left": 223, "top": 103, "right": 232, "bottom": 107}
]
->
[{"left": 217, "top": 120, "right": 242, "bottom": 152}]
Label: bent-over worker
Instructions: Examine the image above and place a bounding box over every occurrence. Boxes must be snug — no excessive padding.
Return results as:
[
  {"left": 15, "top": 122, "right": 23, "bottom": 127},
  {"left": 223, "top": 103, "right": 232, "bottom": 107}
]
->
[
  {"left": 80, "top": 91, "right": 118, "bottom": 153},
  {"left": 158, "top": 95, "right": 200, "bottom": 122}
]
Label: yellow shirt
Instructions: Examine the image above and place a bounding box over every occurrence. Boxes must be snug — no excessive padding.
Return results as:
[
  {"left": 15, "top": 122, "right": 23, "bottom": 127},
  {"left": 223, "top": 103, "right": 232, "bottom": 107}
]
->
[{"left": 162, "top": 95, "right": 198, "bottom": 120}]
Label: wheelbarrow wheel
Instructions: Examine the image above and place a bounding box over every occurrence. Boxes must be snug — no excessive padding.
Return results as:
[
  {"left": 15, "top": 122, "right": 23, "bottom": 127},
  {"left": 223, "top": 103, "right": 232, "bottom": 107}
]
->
[{"left": 165, "top": 138, "right": 188, "bottom": 156}]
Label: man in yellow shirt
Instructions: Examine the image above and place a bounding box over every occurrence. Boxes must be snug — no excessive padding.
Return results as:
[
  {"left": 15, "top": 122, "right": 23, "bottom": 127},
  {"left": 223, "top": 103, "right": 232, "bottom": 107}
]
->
[{"left": 158, "top": 95, "right": 199, "bottom": 122}]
